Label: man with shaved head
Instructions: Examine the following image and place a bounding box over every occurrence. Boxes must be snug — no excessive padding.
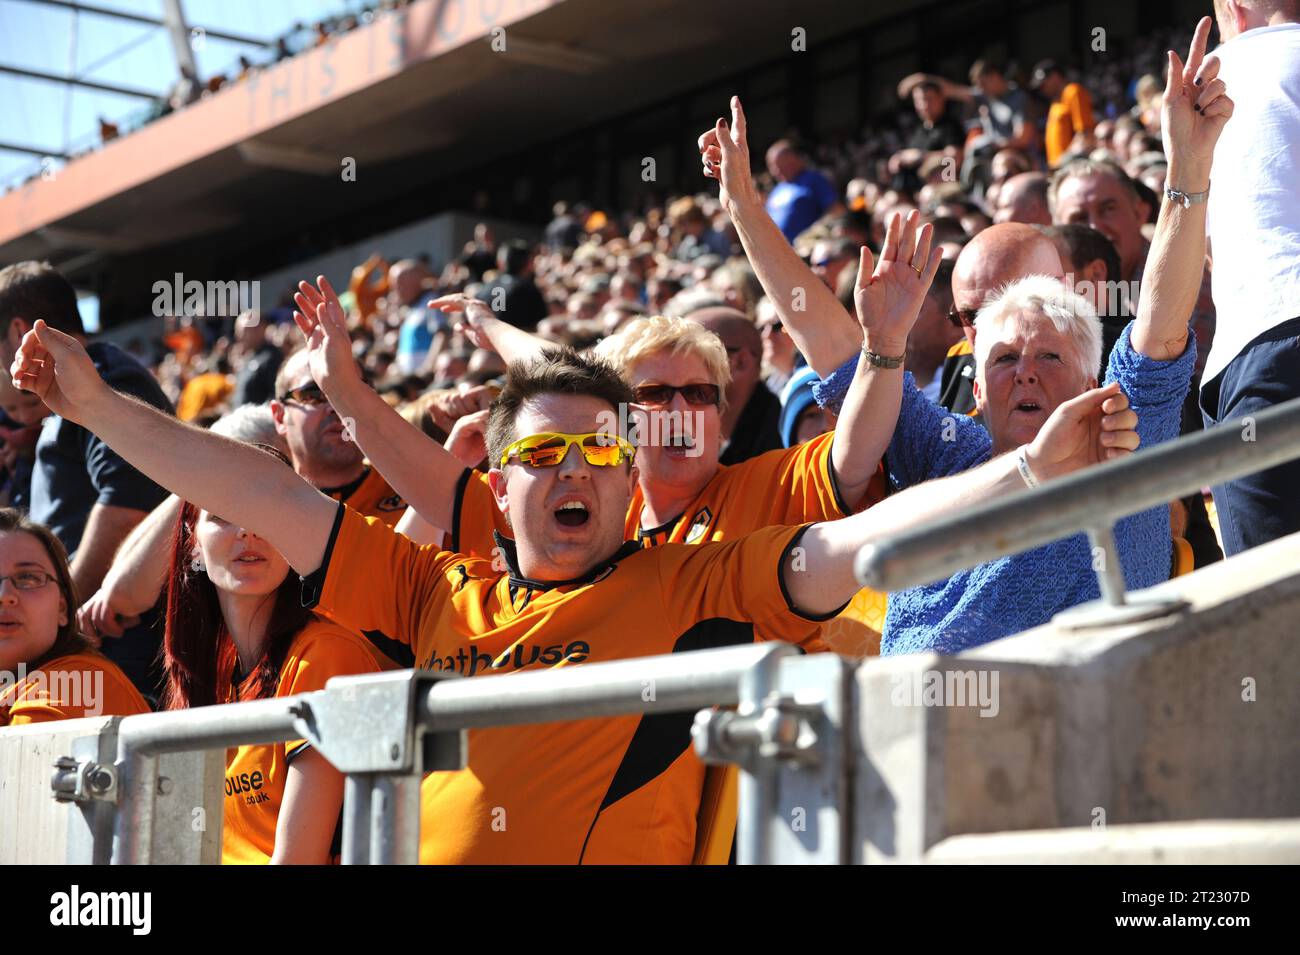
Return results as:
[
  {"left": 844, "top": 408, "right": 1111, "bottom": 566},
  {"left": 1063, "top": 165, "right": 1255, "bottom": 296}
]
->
[
  {"left": 936, "top": 222, "right": 1066, "bottom": 414},
  {"left": 993, "top": 172, "right": 1052, "bottom": 226},
  {"left": 688, "top": 306, "right": 781, "bottom": 464}
]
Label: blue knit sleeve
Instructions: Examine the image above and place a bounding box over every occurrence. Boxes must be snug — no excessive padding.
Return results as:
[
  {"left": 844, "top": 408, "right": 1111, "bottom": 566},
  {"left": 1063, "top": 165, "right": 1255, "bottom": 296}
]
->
[
  {"left": 1104, "top": 321, "right": 1196, "bottom": 450},
  {"left": 811, "top": 354, "right": 858, "bottom": 415},
  {"left": 886, "top": 372, "right": 993, "bottom": 490}
]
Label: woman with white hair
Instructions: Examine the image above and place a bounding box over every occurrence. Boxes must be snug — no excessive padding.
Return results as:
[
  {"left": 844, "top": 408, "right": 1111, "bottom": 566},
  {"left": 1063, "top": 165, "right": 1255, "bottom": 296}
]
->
[{"left": 794, "top": 22, "right": 1233, "bottom": 654}]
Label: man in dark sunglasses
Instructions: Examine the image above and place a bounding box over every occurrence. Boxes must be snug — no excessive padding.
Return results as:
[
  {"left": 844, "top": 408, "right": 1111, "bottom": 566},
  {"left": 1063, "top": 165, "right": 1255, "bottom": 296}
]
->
[{"left": 271, "top": 349, "right": 408, "bottom": 532}]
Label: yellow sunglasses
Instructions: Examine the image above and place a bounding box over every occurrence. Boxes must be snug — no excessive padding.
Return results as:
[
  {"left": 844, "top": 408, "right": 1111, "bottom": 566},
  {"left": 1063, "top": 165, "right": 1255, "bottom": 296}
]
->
[{"left": 499, "top": 431, "right": 637, "bottom": 468}]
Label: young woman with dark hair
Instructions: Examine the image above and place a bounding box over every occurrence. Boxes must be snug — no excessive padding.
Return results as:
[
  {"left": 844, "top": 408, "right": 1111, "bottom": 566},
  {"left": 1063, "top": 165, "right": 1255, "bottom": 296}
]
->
[
  {"left": 161, "top": 448, "right": 382, "bottom": 865},
  {"left": 0, "top": 508, "right": 148, "bottom": 725}
]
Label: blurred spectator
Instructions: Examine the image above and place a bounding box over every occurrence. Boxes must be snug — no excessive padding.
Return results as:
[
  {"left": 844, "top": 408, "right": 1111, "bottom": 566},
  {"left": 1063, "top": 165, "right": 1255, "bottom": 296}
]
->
[
  {"left": 756, "top": 297, "right": 799, "bottom": 394},
  {"left": 778, "top": 366, "right": 835, "bottom": 447},
  {"left": 889, "top": 80, "right": 966, "bottom": 192},
  {"left": 1033, "top": 59, "right": 1097, "bottom": 167},
  {"left": 1049, "top": 158, "right": 1148, "bottom": 282},
  {"left": 477, "top": 241, "right": 547, "bottom": 330},
  {"left": 765, "top": 140, "right": 844, "bottom": 242},
  {"left": 993, "top": 172, "right": 1052, "bottom": 225},
  {"left": 231, "top": 310, "right": 282, "bottom": 407},
  {"left": 689, "top": 307, "right": 782, "bottom": 464}
]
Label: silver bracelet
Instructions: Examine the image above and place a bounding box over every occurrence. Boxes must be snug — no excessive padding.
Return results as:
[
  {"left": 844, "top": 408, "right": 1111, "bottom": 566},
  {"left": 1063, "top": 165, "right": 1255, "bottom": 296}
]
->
[
  {"left": 1015, "top": 446, "right": 1040, "bottom": 489},
  {"left": 861, "top": 346, "right": 905, "bottom": 369}
]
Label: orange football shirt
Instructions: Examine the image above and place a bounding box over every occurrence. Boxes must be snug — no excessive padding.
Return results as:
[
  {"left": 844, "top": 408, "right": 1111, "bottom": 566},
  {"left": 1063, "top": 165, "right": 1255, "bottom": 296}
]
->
[
  {"left": 1, "top": 652, "right": 149, "bottom": 726},
  {"left": 302, "top": 503, "right": 836, "bottom": 864},
  {"left": 324, "top": 465, "right": 407, "bottom": 528},
  {"left": 221, "top": 619, "right": 383, "bottom": 865}
]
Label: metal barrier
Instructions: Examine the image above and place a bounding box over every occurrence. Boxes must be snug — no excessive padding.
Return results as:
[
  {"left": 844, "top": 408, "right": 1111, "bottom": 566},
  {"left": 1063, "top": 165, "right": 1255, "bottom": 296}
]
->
[
  {"left": 26, "top": 527, "right": 1300, "bottom": 864},
  {"left": 855, "top": 394, "right": 1300, "bottom": 625},
  {"left": 29, "top": 403, "right": 1300, "bottom": 866},
  {"left": 44, "top": 641, "right": 856, "bottom": 864}
]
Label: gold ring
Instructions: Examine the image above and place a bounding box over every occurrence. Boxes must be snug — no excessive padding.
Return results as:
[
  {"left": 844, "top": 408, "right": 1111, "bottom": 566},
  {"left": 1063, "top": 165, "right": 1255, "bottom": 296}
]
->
[{"left": 912, "top": 265, "right": 924, "bottom": 278}]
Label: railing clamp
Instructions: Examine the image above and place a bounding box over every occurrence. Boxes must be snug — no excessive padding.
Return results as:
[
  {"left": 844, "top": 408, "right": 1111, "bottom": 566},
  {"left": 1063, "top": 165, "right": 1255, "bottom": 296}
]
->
[
  {"left": 693, "top": 692, "right": 822, "bottom": 771},
  {"left": 51, "top": 755, "right": 117, "bottom": 804}
]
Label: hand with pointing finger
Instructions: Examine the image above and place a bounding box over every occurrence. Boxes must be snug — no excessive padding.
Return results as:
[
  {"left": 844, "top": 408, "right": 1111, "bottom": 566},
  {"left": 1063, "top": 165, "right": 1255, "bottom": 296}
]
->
[
  {"left": 9, "top": 320, "right": 106, "bottom": 423},
  {"left": 697, "top": 96, "right": 760, "bottom": 212},
  {"left": 1162, "top": 16, "right": 1234, "bottom": 189}
]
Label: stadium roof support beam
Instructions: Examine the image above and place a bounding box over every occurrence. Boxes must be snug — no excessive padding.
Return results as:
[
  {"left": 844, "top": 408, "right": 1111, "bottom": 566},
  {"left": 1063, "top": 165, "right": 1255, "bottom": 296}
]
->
[
  {"left": 0, "top": 140, "right": 68, "bottom": 159},
  {"left": 13, "top": 0, "right": 271, "bottom": 47},
  {"left": 160, "top": 0, "right": 198, "bottom": 83},
  {"left": 0, "top": 63, "right": 159, "bottom": 99}
]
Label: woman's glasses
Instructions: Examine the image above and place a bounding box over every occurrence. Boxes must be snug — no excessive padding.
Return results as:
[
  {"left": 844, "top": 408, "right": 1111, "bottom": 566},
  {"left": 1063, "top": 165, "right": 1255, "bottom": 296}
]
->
[
  {"left": 0, "top": 570, "right": 56, "bottom": 591},
  {"left": 632, "top": 383, "right": 722, "bottom": 407}
]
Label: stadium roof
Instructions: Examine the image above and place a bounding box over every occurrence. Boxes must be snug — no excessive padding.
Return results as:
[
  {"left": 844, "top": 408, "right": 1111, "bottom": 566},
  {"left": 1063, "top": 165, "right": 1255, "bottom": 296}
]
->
[{"left": 0, "top": 0, "right": 932, "bottom": 276}]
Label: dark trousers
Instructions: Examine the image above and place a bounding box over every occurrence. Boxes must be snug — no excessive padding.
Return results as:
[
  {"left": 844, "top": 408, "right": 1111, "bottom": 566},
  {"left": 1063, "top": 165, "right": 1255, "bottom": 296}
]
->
[{"left": 1200, "top": 316, "right": 1300, "bottom": 557}]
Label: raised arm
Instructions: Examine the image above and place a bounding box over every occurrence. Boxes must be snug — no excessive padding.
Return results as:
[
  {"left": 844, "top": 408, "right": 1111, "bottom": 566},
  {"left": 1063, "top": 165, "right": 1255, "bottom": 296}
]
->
[
  {"left": 429, "top": 294, "right": 551, "bottom": 365},
  {"left": 831, "top": 210, "right": 944, "bottom": 507},
  {"left": 897, "top": 72, "right": 974, "bottom": 104},
  {"left": 784, "top": 382, "right": 1140, "bottom": 616},
  {"left": 1131, "top": 17, "right": 1232, "bottom": 361},
  {"left": 77, "top": 494, "right": 182, "bottom": 641},
  {"left": 11, "top": 322, "right": 335, "bottom": 575},
  {"left": 698, "top": 97, "right": 862, "bottom": 376},
  {"left": 292, "top": 278, "right": 486, "bottom": 533}
]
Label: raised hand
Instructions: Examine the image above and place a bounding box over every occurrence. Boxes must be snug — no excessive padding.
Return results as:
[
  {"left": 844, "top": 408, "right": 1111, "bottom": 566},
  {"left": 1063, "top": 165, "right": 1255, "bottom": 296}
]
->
[
  {"left": 428, "top": 294, "right": 500, "bottom": 351},
  {"left": 9, "top": 320, "right": 105, "bottom": 422},
  {"left": 1162, "top": 16, "right": 1234, "bottom": 187},
  {"left": 1025, "top": 382, "right": 1140, "bottom": 481},
  {"left": 292, "top": 276, "right": 361, "bottom": 395},
  {"left": 853, "top": 209, "right": 943, "bottom": 356},
  {"left": 443, "top": 407, "right": 491, "bottom": 468},
  {"left": 424, "top": 385, "right": 495, "bottom": 434},
  {"left": 697, "top": 96, "right": 760, "bottom": 210}
]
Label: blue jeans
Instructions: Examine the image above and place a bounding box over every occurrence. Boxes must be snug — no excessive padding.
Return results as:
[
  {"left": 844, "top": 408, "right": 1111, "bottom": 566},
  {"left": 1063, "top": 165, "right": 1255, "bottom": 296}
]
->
[{"left": 1200, "top": 316, "right": 1300, "bottom": 557}]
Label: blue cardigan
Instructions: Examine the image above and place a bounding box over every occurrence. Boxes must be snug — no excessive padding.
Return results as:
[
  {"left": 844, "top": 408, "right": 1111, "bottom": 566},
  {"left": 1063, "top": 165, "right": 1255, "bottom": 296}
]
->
[{"left": 813, "top": 323, "right": 1195, "bottom": 654}]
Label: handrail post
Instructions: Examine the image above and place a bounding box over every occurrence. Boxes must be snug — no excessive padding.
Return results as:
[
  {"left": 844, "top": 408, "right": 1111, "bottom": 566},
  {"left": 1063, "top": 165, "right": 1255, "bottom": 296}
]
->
[
  {"left": 1087, "top": 525, "right": 1128, "bottom": 607},
  {"left": 734, "top": 645, "right": 786, "bottom": 866},
  {"left": 340, "top": 775, "right": 372, "bottom": 865},
  {"left": 111, "top": 750, "right": 157, "bottom": 865}
]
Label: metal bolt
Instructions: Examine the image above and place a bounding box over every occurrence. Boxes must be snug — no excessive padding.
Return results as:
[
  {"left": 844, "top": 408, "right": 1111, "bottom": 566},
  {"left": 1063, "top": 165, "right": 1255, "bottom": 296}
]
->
[
  {"left": 390, "top": 743, "right": 400, "bottom": 761},
  {"left": 156, "top": 776, "right": 173, "bottom": 796},
  {"left": 89, "top": 768, "right": 114, "bottom": 792}
]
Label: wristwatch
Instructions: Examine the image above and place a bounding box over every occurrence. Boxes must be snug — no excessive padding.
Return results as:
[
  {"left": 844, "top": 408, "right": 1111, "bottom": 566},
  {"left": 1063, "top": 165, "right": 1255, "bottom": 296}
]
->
[
  {"left": 862, "top": 346, "right": 905, "bottom": 369},
  {"left": 1166, "top": 182, "right": 1209, "bottom": 208}
]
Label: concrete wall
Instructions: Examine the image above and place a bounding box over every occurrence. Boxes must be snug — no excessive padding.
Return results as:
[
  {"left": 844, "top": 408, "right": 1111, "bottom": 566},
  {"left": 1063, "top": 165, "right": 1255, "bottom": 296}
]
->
[
  {"left": 856, "top": 531, "right": 1300, "bottom": 864},
  {"left": 0, "top": 717, "right": 224, "bottom": 864}
]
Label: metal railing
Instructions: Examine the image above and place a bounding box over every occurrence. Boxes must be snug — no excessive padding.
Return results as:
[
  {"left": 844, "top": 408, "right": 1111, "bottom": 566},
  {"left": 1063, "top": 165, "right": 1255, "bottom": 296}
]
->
[
  {"left": 855, "top": 395, "right": 1300, "bottom": 621},
  {"left": 51, "top": 642, "right": 842, "bottom": 865}
]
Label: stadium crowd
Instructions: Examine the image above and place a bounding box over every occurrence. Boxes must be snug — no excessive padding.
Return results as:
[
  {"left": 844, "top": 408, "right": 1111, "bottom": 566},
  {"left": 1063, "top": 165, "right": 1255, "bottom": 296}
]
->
[{"left": 1, "top": 3, "right": 1298, "bottom": 866}]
